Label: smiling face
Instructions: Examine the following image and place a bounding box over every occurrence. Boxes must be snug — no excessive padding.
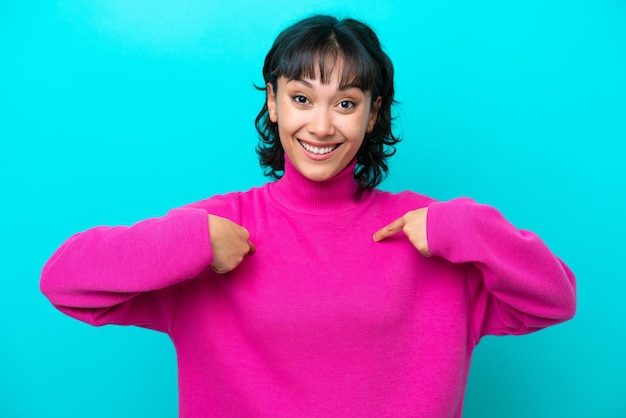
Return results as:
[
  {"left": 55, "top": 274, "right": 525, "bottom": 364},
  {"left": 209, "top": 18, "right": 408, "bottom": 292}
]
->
[{"left": 266, "top": 71, "right": 381, "bottom": 182}]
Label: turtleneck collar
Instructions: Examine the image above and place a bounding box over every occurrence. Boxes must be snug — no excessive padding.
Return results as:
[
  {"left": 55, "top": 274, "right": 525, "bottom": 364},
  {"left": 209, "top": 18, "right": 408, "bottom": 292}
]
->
[{"left": 268, "top": 156, "right": 361, "bottom": 214}]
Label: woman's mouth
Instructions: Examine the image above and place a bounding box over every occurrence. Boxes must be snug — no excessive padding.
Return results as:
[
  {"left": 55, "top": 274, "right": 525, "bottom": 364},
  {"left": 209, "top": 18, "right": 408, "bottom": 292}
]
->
[{"left": 298, "top": 140, "right": 340, "bottom": 155}]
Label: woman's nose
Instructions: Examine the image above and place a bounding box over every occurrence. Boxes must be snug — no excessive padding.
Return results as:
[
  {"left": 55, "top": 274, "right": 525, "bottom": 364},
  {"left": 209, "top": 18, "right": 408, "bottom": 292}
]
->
[{"left": 308, "top": 108, "right": 335, "bottom": 138}]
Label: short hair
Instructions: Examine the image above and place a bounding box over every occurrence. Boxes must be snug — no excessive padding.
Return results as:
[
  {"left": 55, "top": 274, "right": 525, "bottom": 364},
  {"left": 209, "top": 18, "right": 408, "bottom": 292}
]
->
[{"left": 255, "top": 14, "right": 400, "bottom": 198}]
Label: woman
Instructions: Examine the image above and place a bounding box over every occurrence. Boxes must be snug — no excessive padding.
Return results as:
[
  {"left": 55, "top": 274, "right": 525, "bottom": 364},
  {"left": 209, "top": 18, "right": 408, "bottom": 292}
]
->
[{"left": 41, "top": 14, "right": 576, "bottom": 417}]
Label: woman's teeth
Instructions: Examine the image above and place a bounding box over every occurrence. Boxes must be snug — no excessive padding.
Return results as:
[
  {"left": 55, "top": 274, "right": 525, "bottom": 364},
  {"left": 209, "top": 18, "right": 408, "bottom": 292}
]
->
[{"left": 298, "top": 140, "right": 339, "bottom": 155}]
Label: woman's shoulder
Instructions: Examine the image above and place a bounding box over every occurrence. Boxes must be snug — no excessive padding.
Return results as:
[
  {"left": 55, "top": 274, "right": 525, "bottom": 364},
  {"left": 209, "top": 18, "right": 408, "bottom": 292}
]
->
[
  {"left": 178, "top": 184, "right": 271, "bottom": 217},
  {"left": 369, "top": 188, "right": 438, "bottom": 209}
]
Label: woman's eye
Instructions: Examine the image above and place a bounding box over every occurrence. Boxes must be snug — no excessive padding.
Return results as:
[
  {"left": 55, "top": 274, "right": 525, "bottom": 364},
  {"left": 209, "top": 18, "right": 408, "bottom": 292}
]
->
[
  {"left": 293, "top": 95, "right": 308, "bottom": 104},
  {"left": 338, "top": 100, "right": 355, "bottom": 110}
]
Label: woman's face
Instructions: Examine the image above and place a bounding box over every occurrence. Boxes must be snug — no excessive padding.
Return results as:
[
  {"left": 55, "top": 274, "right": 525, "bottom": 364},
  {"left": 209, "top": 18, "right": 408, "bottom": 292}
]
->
[{"left": 267, "top": 70, "right": 380, "bottom": 182}]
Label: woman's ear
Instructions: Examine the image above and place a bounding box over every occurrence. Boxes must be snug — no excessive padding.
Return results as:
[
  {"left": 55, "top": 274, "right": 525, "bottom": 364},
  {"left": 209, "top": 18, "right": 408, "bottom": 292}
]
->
[
  {"left": 367, "top": 96, "right": 382, "bottom": 133},
  {"left": 267, "top": 83, "right": 277, "bottom": 123}
]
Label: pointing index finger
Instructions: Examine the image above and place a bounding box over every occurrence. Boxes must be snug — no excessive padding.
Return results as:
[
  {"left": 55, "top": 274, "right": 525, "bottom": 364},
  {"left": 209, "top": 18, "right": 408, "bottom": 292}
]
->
[
  {"left": 247, "top": 240, "right": 256, "bottom": 255},
  {"left": 373, "top": 216, "right": 405, "bottom": 242}
]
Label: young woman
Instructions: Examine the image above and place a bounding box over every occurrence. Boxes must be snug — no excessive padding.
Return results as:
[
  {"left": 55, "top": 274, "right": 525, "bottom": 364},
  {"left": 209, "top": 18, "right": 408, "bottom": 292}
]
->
[{"left": 41, "top": 14, "right": 576, "bottom": 417}]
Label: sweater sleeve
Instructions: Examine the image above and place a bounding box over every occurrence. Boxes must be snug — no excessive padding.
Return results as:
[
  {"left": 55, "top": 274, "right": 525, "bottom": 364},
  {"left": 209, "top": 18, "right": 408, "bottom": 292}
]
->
[
  {"left": 426, "top": 198, "right": 576, "bottom": 342},
  {"left": 40, "top": 207, "right": 214, "bottom": 333}
]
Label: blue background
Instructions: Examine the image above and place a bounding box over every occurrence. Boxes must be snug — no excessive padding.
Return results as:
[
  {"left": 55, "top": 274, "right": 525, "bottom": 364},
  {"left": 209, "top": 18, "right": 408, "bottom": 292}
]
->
[{"left": 1, "top": 1, "right": 624, "bottom": 416}]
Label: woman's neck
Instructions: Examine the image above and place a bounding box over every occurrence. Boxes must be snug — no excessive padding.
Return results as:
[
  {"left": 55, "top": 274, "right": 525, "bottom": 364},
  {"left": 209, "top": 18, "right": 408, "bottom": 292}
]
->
[{"left": 268, "top": 157, "right": 361, "bottom": 214}]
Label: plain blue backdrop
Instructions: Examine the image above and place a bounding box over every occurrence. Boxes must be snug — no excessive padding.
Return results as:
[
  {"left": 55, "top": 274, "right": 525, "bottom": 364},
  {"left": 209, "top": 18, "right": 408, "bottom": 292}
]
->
[{"left": 1, "top": 1, "right": 624, "bottom": 417}]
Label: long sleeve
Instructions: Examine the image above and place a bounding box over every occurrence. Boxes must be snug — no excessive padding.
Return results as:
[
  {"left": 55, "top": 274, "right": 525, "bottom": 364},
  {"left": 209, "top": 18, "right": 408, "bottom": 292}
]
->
[
  {"left": 426, "top": 198, "right": 576, "bottom": 342},
  {"left": 40, "top": 207, "right": 214, "bottom": 333}
]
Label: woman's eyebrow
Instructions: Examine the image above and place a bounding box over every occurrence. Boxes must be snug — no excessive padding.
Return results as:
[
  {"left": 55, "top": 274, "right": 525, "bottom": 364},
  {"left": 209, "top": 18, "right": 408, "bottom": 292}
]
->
[
  {"left": 338, "top": 83, "right": 363, "bottom": 91},
  {"left": 287, "top": 79, "right": 313, "bottom": 88},
  {"left": 287, "top": 78, "right": 364, "bottom": 93}
]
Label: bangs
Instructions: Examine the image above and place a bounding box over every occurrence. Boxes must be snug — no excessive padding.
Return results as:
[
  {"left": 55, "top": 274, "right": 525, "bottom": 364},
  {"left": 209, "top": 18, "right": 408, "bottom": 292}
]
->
[{"left": 269, "top": 28, "right": 379, "bottom": 92}]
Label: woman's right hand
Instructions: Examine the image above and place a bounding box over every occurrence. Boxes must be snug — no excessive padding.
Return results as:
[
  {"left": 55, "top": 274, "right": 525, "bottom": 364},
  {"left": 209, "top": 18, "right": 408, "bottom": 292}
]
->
[{"left": 208, "top": 215, "right": 256, "bottom": 274}]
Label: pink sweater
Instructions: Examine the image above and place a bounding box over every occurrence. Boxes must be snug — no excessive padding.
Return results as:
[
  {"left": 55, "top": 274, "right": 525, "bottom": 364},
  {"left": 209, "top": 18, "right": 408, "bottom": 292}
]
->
[{"left": 41, "top": 159, "right": 576, "bottom": 417}]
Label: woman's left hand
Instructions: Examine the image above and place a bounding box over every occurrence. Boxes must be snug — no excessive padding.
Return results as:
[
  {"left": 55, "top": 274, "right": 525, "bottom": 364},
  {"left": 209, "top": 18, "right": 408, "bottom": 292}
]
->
[{"left": 373, "top": 207, "right": 431, "bottom": 257}]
